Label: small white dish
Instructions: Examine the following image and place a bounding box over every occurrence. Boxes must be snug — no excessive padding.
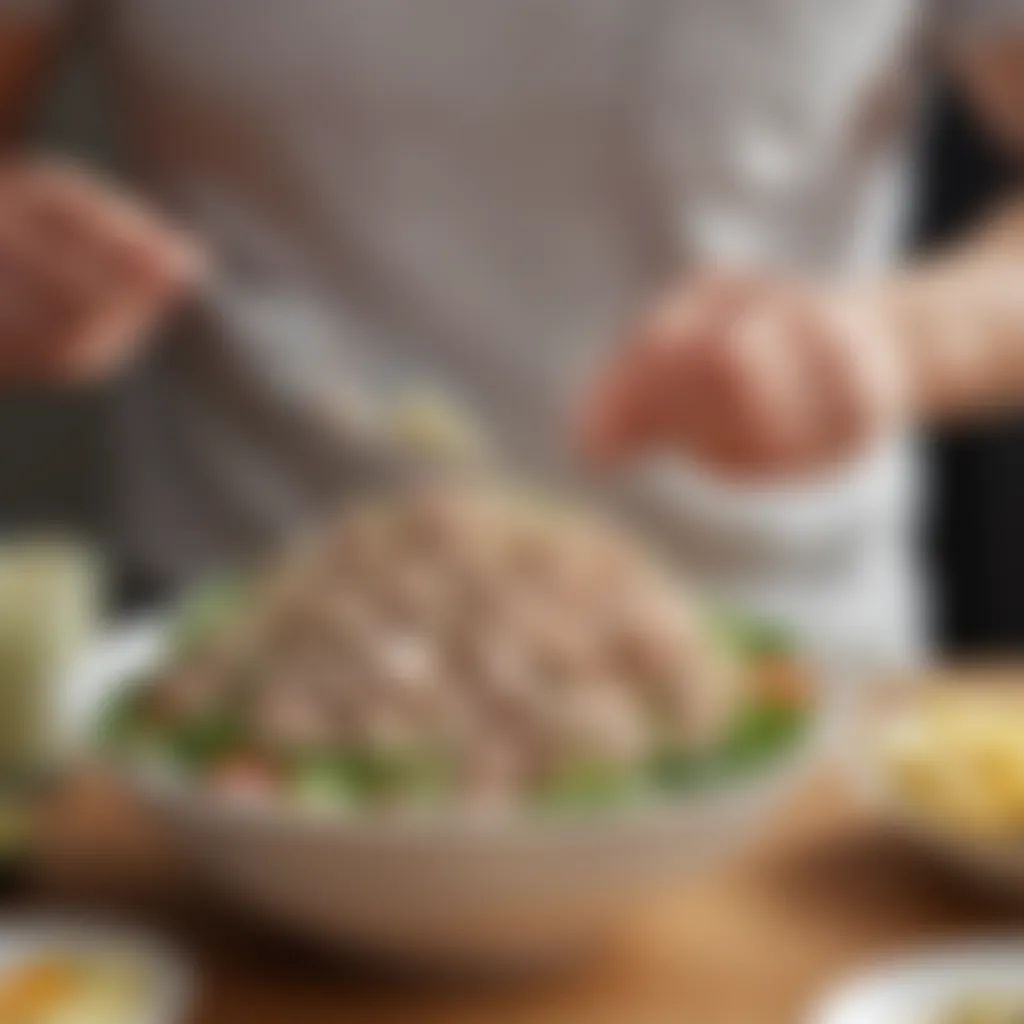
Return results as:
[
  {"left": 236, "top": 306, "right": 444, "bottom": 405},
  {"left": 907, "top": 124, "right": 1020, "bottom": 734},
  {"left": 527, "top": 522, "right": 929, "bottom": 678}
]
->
[
  {"left": 0, "top": 918, "right": 192, "bottom": 1023},
  {"left": 811, "top": 940, "right": 1024, "bottom": 1024}
]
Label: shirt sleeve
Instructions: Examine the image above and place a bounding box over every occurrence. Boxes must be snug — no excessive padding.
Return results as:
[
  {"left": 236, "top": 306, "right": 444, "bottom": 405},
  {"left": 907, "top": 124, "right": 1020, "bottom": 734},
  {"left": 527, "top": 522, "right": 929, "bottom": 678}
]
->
[{"left": 938, "top": 0, "right": 1024, "bottom": 37}]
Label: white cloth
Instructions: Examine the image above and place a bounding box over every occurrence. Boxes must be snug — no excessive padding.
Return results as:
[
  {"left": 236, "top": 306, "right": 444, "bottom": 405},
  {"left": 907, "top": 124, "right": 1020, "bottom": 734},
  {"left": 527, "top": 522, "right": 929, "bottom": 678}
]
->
[{"left": 4, "top": 0, "right": 1016, "bottom": 666}]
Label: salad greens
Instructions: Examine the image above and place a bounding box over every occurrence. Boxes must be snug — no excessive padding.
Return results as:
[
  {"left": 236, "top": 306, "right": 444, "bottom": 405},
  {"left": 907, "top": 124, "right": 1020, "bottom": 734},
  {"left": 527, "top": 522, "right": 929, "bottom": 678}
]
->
[
  {"left": 98, "top": 614, "right": 811, "bottom": 817},
  {"left": 97, "top": 536, "right": 815, "bottom": 815}
]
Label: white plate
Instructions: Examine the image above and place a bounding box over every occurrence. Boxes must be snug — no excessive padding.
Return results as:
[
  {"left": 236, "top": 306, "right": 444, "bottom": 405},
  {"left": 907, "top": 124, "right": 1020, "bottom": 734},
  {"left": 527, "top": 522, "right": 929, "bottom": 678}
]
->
[
  {"left": 812, "top": 940, "right": 1024, "bottom": 1024},
  {"left": 0, "top": 919, "right": 192, "bottom": 1023}
]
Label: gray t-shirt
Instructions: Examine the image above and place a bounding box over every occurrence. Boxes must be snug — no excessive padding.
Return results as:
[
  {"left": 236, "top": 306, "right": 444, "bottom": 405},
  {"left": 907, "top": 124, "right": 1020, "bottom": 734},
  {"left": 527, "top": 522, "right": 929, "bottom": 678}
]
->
[{"left": 5, "top": 0, "right": 1010, "bottom": 666}]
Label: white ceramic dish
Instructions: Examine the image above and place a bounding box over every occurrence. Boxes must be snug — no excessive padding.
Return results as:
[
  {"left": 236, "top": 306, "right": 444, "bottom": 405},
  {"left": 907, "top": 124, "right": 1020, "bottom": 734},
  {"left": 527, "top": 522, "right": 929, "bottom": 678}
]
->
[
  {"left": 0, "top": 919, "right": 192, "bottom": 1024},
  {"left": 63, "top": 616, "right": 819, "bottom": 970},
  {"left": 811, "top": 940, "right": 1024, "bottom": 1024}
]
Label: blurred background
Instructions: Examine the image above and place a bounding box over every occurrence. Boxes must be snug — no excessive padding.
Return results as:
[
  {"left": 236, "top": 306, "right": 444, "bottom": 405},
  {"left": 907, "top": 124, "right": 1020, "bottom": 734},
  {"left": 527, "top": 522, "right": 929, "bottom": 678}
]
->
[
  {"left": 8, "top": 11, "right": 1024, "bottom": 1024},
  {"left": 5, "top": 51, "right": 1024, "bottom": 654}
]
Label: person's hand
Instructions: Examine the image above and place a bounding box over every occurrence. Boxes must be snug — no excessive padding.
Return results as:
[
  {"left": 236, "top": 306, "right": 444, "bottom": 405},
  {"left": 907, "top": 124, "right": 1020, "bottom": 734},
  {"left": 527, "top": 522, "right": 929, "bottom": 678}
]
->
[
  {"left": 0, "top": 160, "right": 203, "bottom": 384},
  {"left": 578, "top": 271, "right": 908, "bottom": 478}
]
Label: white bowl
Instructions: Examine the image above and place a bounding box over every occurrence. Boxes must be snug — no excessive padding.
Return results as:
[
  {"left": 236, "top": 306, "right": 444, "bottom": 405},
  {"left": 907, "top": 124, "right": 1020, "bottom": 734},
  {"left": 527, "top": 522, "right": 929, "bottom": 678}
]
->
[
  {"left": 0, "top": 919, "right": 192, "bottom": 1024},
  {"left": 811, "top": 940, "right": 1024, "bottom": 1024},
  {"left": 65, "top": 616, "right": 818, "bottom": 970}
]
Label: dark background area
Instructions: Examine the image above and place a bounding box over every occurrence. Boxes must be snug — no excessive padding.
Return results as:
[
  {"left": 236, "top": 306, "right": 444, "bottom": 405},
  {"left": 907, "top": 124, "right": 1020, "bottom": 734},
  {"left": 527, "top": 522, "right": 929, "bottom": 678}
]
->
[{"left": 917, "top": 84, "right": 1024, "bottom": 653}]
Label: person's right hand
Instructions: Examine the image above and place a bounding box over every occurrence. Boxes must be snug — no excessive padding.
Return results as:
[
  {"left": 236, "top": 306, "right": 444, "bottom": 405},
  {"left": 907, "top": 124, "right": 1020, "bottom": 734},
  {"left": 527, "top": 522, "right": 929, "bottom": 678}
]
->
[
  {"left": 0, "top": 160, "right": 203, "bottom": 384},
  {"left": 578, "top": 270, "right": 908, "bottom": 479}
]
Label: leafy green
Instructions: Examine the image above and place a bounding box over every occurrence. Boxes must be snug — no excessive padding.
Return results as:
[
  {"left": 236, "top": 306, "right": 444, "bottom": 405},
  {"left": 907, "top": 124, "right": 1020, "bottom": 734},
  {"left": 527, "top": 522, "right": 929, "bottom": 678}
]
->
[
  {"left": 647, "top": 745, "right": 719, "bottom": 791},
  {"left": 163, "top": 711, "right": 248, "bottom": 769},
  {"left": 287, "top": 747, "right": 452, "bottom": 807},
  {"left": 96, "top": 682, "right": 153, "bottom": 752},
  {"left": 534, "top": 762, "right": 644, "bottom": 813},
  {"left": 172, "top": 573, "right": 249, "bottom": 656},
  {"left": 718, "top": 700, "right": 805, "bottom": 767},
  {"left": 534, "top": 697, "right": 807, "bottom": 813},
  {"left": 289, "top": 760, "right": 358, "bottom": 814},
  {"left": 714, "top": 611, "right": 795, "bottom": 660},
  {"left": 649, "top": 698, "right": 807, "bottom": 795},
  {"left": 98, "top": 675, "right": 247, "bottom": 771}
]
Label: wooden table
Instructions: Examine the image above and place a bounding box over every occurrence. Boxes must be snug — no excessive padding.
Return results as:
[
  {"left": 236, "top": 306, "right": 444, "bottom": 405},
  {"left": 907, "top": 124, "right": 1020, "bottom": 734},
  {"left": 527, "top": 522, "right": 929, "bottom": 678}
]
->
[{"left": 21, "top": 765, "right": 1024, "bottom": 1024}]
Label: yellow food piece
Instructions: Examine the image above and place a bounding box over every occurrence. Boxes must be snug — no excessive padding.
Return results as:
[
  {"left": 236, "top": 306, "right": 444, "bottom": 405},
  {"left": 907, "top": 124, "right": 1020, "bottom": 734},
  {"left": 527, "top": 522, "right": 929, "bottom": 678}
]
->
[
  {"left": 388, "top": 389, "right": 490, "bottom": 462},
  {"left": 0, "top": 953, "right": 147, "bottom": 1024},
  {"left": 0, "top": 958, "right": 81, "bottom": 1016},
  {"left": 941, "top": 990, "right": 1024, "bottom": 1024},
  {"left": 884, "top": 692, "right": 1024, "bottom": 841}
]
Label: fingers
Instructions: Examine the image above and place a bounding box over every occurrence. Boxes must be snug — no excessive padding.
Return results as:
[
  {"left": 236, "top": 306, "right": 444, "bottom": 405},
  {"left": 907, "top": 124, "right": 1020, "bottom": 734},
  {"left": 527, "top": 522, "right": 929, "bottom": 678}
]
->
[
  {"left": 705, "top": 300, "right": 815, "bottom": 474},
  {"left": 778, "top": 289, "right": 906, "bottom": 471},
  {"left": 578, "top": 273, "right": 902, "bottom": 480},
  {"left": 24, "top": 163, "right": 202, "bottom": 295},
  {"left": 578, "top": 272, "right": 756, "bottom": 463},
  {"left": 0, "top": 160, "right": 205, "bottom": 385},
  {"left": 657, "top": 288, "right": 819, "bottom": 476}
]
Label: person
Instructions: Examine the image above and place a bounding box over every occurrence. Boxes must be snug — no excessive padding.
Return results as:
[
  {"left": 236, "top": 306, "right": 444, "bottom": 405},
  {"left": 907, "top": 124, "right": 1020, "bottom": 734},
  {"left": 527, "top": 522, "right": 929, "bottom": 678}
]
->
[{"left": 2, "top": 3, "right": 1024, "bottom": 670}]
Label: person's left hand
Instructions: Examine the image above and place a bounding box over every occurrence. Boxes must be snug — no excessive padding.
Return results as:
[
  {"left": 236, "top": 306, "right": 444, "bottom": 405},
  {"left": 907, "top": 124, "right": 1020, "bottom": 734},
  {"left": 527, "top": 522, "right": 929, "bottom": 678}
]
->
[
  {"left": 0, "top": 160, "right": 204, "bottom": 385},
  {"left": 577, "top": 271, "right": 908, "bottom": 479}
]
